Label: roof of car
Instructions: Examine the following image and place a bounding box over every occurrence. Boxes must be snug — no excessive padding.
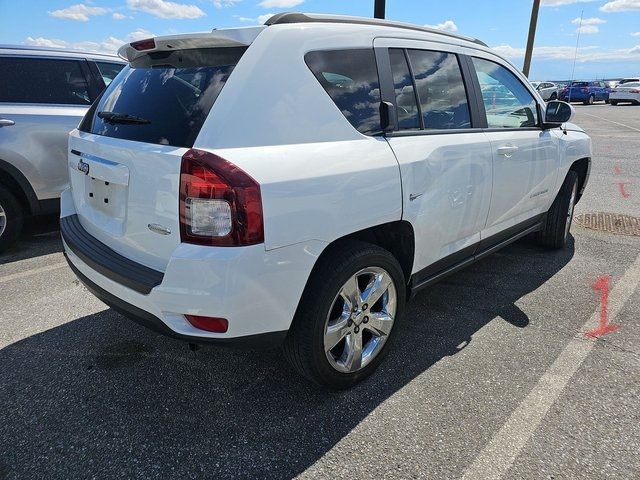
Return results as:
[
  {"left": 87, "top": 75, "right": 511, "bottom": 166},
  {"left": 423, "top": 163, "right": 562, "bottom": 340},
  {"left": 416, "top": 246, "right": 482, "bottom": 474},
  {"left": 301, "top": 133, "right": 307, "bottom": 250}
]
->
[
  {"left": 264, "top": 13, "right": 489, "bottom": 48},
  {"left": 0, "top": 44, "right": 123, "bottom": 61}
]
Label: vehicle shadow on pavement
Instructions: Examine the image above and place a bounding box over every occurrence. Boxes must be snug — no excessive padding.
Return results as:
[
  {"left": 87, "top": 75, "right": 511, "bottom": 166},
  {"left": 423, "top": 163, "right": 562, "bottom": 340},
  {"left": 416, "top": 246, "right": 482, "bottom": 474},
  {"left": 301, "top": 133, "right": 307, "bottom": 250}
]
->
[
  {"left": 0, "top": 216, "right": 62, "bottom": 266},
  {"left": 0, "top": 237, "right": 574, "bottom": 479}
]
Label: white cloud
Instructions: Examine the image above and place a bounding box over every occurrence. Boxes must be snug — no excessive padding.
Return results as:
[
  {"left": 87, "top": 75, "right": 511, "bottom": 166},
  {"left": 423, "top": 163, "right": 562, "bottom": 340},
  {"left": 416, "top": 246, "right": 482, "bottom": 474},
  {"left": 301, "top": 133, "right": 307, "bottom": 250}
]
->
[
  {"left": 127, "top": 0, "right": 205, "bottom": 19},
  {"left": 234, "top": 13, "right": 274, "bottom": 24},
  {"left": 632, "top": 32, "right": 640, "bottom": 36},
  {"left": 112, "top": 12, "right": 127, "bottom": 20},
  {"left": 424, "top": 20, "right": 458, "bottom": 32},
  {"left": 213, "top": 0, "right": 242, "bottom": 7},
  {"left": 49, "top": 4, "right": 107, "bottom": 22},
  {"left": 600, "top": 0, "right": 640, "bottom": 12},
  {"left": 258, "top": 0, "right": 303, "bottom": 8},
  {"left": 571, "top": 17, "right": 606, "bottom": 25},
  {"left": 541, "top": 0, "right": 595, "bottom": 6},
  {"left": 493, "top": 43, "right": 640, "bottom": 62},
  {"left": 25, "top": 29, "right": 155, "bottom": 55},
  {"left": 571, "top": 17, "right": 605, "bottom": 34}
]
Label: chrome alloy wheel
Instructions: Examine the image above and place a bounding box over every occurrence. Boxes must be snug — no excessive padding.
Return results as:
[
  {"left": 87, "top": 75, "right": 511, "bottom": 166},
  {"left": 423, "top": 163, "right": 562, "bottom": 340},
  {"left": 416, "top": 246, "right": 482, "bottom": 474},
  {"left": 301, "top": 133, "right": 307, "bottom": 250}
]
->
[
  {"left": 323, "top": 267, "right": 397, "bottom": 373},
  {"left": 565, "top": 181, "right": 578, "bottom": 240},
  {"left": 0, "top": 203, "right": 6, "bottom": 237}
]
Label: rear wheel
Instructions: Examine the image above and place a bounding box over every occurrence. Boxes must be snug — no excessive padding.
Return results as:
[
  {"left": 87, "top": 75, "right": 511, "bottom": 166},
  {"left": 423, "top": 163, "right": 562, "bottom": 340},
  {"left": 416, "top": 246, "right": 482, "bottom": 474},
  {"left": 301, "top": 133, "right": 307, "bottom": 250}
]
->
[
  {"left": 536, "top": 170, "right": 578, "bottom": 250},
  {"left": 550, "top": 92, "right": 557, "bottom": 101},
  {"left": 0, "top": 186, "right": 24, "bottom": 253},
  {"left": 283, "top": 241, "right": 406, "bottom": 389},
  {"left": 584, "top": 95, "right": 595, "bottom": 105},
  {"left": 610, "top": 100, "right": 618, "bottom": 106}
]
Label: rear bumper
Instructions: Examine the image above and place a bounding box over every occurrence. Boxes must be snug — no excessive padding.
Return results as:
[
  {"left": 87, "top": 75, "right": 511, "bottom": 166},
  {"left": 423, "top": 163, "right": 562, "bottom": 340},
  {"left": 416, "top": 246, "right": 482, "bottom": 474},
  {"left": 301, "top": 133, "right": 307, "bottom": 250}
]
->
[
  {"left": 60, "top": 188, "right": 326, "bottom": 345},
  {"left": 65, "top": 255, "right": 287, "bottom": 348}
]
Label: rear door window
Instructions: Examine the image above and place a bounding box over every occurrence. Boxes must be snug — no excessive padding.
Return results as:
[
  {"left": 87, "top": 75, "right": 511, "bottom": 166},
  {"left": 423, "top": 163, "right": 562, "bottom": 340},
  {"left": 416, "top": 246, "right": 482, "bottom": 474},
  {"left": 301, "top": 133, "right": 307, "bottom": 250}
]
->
[
  {"left": 407, "top": 49, "right": 471, "bottom": 130},
  {"left": 80, "top": 47, "right": 247, "bottom": 148},
  {"left": 305, "top": 49, "right": 382, "bottom": 135},
  {"left": 0, "top": 56, "right": 91, "bottom": 105},
  {"left": 388, "top": 48, "right": 420, "bottom": 130},
  {"left": 95, "top": 61, "right": 125, "bottom": 86}
]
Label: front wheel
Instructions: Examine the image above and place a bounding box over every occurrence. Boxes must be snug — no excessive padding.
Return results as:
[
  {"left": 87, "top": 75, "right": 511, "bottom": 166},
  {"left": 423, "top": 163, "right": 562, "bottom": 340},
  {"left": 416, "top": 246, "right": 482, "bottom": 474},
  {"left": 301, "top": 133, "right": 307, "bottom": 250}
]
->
[
  {"left": 550, "top": 92, "right": 557, "bottom": 101},
  {"left": 283, "top": 241, "right": 406, "bottom": 389},
  {"left": 610, "top": 100, "right": 618, "bottom": 106},
  {"left": 536, "top": 170, "right": 579, "bottom": 249},
  {"left": 0, "top": 186, "right": 24, "bottom": 253},
  {"left": 584, "top": 95, "right": 595, "bottom": 105}
]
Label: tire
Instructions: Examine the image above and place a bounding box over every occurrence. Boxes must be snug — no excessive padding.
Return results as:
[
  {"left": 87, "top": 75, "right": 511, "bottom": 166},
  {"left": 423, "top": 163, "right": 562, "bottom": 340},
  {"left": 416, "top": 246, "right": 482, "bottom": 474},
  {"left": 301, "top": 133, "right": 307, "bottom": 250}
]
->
[
  {"left": 584, "top": 95, "right": 594, "bottom": 105},
  {"left": 283, "top": 240, "right": 406, "bottom": 390},
  {"left": 550, "top": 92, "right": 557, "bottom": 101},
  {"left": 610, "top": 100, "right": 618, "bottom": 106},
  {"left": 0, "top": 185, "right": 24, "bottom": 253},
  {"left": 536, "top": 170, "right": 579, "bottom": 250}
]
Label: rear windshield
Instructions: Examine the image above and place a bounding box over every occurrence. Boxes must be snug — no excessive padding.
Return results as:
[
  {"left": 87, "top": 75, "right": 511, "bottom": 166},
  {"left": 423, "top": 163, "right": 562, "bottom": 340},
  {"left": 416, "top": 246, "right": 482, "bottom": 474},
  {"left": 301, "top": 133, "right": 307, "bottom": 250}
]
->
[
  {"left": 570, "top": 82, "right": 588, "bottom": 87},
  {"left": 79, "top": 47, "right": 247, "bottom": 148}
]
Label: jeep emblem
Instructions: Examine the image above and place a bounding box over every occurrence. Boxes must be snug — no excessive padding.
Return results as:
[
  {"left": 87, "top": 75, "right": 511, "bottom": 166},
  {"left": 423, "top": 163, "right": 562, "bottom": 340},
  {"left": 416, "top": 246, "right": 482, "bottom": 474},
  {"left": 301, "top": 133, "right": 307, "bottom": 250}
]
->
[{"left": 78, "top": 159, "right": 90, "bottom": 175}]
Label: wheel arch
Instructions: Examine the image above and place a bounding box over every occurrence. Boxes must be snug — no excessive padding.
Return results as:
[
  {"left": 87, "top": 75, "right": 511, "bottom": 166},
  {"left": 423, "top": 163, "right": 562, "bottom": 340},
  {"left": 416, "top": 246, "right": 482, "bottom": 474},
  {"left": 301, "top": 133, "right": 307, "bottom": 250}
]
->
[
  {"left": 569, "top": 157, "right": 590, "bottom": 203},
  {"left": 0, "top": 159, "right": 39, "bottom": 215}
]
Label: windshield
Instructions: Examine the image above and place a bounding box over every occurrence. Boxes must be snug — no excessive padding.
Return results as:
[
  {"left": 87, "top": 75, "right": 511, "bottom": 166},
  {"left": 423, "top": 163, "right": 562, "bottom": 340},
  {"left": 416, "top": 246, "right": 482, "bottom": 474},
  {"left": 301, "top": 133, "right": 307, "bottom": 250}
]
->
[{"left": 79, "top": 47, "right": 247, "bottom": 148}]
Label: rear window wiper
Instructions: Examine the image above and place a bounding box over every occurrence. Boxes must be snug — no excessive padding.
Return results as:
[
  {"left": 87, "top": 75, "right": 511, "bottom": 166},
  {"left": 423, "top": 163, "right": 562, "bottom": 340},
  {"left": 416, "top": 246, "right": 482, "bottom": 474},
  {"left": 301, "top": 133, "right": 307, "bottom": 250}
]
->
[{"left": 98, "top": 111, "right": 151, "bottom": 125}]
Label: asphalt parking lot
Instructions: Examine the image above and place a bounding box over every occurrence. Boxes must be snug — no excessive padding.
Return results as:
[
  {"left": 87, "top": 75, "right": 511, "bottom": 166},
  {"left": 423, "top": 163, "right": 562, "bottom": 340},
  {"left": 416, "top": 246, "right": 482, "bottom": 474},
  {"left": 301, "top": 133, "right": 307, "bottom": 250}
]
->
[{"left": 1, "top": 104, "right": 639, "bottom": 479}]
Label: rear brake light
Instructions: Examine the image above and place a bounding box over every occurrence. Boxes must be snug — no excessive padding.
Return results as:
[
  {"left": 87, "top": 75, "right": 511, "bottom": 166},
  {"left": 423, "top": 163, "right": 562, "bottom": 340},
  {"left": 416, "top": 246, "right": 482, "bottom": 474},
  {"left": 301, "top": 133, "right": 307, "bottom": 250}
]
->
[
  {"left": 130, "top": 38, "right": 155, "bottom": 51},
  {"left": 185, "top": 315, "right": 228, "bottom": 333},
  {"left": 180, "top": 148, "right": 264, "bottom": 247},
  {"left": 630, "top": 89, "right": 640, "bottom": 93}
]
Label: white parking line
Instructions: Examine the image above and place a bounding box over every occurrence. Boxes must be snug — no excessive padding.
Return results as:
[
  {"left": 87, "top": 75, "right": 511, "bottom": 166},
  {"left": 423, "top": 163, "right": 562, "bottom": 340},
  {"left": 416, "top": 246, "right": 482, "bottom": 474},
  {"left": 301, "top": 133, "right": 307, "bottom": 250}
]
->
[
  {"left": 461, "top": 252, "right": 640, "bottom": 480},
  {"left": 580, "top": 112, "right": 640, "bottom": 133},
  {"left": 0, "top": 261, "right": 68, "bottom": 284}
]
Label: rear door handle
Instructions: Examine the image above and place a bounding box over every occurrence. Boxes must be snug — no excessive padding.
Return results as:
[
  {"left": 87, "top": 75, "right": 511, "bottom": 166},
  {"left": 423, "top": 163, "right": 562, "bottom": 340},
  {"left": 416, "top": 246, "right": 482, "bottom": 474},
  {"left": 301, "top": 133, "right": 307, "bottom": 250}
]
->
[
  {"left": 497, "top": 144, "right": 518, "bottom": 157},
  {"left": 0, "top": 118, "right": 15, "bottom": 127}
]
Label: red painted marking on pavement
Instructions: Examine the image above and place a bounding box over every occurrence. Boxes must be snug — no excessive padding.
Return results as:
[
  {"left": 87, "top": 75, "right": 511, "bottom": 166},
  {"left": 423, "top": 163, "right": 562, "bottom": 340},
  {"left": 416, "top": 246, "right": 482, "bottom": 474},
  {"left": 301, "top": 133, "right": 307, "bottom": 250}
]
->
[
  {"left": 613, "top": 165, "right": 622, "bottom": 175},
  {"left": 585, "top": 275, "right": 621, "bottom": 339},
  {"left": 617, "top": 182, "right": 631, "bottom": 199}
]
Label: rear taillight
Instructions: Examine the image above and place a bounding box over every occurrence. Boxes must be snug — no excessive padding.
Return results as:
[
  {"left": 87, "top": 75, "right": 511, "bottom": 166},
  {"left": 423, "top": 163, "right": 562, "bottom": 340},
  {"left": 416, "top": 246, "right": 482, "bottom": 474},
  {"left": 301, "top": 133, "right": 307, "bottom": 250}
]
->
[
  {"left": 185, "top": 315, "right": 229, "bottom": 333},
  {"left": 630, "top": 89, "right": 640, "bottom": 93},
  {"left": 130, "top": 38, "right": 155, "bottom": 51},
  {"left": 180, "top": 148, "right": 264, "bottom": 247}
]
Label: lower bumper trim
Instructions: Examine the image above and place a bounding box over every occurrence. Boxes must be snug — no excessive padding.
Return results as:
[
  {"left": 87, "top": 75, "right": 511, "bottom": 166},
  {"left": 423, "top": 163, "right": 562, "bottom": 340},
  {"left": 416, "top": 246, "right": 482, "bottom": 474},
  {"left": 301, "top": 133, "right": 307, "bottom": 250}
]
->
[{"left": 65, "top": 254, "right": 287, "bottom": 349}]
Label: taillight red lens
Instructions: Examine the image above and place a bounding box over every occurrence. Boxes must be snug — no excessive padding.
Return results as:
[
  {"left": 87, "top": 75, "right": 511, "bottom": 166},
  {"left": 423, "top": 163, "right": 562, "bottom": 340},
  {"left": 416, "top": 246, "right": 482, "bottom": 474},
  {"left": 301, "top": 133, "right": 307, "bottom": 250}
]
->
[
  {"left": 629, "top": 89, "right": 640, "bottom": 93},
  {"left": 185, "top": 315, "right": 229, "bottom": 333},
  {"left": 130, "top": 38, "right": 155, "bottom": 51},
  {"left": 180, "top": 148, "right": 264, "bottom": 247}
]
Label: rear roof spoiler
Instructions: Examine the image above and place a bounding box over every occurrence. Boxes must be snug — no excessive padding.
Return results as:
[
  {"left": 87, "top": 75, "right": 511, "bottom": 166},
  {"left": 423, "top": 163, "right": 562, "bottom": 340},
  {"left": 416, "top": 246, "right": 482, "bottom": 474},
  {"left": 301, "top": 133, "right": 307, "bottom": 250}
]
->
[{"left": 117, "top": 26, "right": 266, "bottom": 62}]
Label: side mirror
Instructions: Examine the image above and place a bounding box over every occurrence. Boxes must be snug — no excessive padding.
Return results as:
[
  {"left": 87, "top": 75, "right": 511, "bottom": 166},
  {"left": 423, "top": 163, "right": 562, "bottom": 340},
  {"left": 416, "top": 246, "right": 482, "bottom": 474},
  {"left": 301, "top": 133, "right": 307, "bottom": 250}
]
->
[
  {"left": 380, "top": 101, "right": 397, "bottom": 133},
  {"left": 544, "top": 100, "right": 574, "bottom": 128}
]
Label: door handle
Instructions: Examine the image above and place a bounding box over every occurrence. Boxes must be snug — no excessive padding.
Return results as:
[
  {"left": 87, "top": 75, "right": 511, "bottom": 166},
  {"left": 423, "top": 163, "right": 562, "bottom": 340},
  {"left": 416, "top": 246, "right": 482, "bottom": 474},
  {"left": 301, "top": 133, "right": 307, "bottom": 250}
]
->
[
  {"left": 497, "top": 144, "right": 518, "bottom": 157},
  {"left": 0, "top": 118, "right": 15, "bottom": 127}
]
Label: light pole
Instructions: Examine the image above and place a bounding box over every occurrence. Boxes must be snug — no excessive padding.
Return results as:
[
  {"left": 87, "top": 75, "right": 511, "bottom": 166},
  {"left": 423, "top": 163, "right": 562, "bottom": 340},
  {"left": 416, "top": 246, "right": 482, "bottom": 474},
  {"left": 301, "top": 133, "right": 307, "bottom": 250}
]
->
[
  {"left": 523, "top": 0, "right": 540, "bottom": 78},
  {"left": 374, "top": 0, "right": 386, "bottom": 19}
]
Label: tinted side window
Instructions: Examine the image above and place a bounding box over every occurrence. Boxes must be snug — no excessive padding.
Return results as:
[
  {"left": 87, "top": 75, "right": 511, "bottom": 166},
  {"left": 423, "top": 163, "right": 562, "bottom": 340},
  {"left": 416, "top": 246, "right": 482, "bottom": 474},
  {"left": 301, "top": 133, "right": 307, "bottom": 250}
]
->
[
  {"left": 407, "top": 50, "right": 471, "bottom": 130},
  {"left": 0, "top": 57, "right": 91, "bottom": 105},
  {"left": 389, "top": 49, "right": 420, "bottom": 130},
  {"left": 305, "top": 49, "right": 381, "bottom": 135},
  {"left": 95, "top": 61, "right": 125, "bottom": 86},
  {"left": 472, "top": 57, "right": 538, "bottom": 129}
]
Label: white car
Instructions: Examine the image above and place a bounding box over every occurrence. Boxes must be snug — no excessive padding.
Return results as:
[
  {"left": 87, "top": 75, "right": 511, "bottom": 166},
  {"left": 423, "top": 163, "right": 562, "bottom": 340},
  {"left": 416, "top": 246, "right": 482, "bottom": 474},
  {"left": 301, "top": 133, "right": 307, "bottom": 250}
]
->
[
  {"left": 531, "top": 81, "right": 559, "bottom": 101},
  {"left": 609, "top": 82, "right": 640, "bottom": 105},
  {"left": 61, "top": 13, "right": 591, "bottom": 389}
]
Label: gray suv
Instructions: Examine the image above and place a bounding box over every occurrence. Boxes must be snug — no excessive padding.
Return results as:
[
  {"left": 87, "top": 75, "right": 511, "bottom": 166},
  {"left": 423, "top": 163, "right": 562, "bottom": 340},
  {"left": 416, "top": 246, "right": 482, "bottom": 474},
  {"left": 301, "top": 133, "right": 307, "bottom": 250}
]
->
[{"left": 0, "top": 45, "right": 124, "bottom": 251}]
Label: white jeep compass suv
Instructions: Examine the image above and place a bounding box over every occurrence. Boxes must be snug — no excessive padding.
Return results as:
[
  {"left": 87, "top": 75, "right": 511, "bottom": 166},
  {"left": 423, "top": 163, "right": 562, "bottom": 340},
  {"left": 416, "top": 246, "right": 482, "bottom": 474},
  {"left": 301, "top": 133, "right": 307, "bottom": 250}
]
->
[{"left": 61, "top": 13, "right": 591, "bottom": 389}]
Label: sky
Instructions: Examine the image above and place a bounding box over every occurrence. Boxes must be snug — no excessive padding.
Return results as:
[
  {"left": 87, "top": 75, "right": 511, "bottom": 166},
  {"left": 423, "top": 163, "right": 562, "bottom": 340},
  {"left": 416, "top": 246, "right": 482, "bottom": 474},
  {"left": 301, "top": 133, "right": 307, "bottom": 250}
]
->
[{"left": 1, "top": 0, "right": 639, "bottom": 80}]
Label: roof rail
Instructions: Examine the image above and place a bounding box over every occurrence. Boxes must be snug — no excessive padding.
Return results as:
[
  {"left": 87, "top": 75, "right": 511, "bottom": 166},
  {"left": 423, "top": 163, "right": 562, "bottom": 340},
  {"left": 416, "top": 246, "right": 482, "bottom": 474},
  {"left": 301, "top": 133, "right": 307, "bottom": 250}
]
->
[{"left": 264, "top": 13, "right": 488, "bottom": 48}]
